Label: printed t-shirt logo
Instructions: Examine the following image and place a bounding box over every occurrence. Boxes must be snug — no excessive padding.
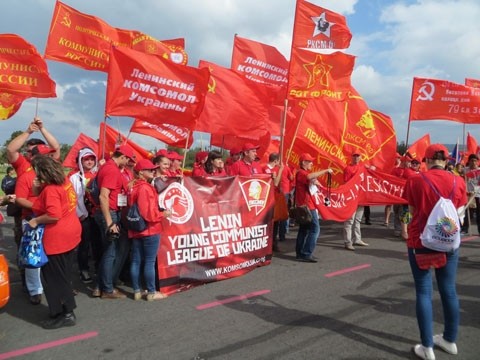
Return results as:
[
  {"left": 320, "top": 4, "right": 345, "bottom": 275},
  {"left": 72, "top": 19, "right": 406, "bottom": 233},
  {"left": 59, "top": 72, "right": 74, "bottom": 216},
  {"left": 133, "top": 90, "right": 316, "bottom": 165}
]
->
[
  {"left": 158, "top": 182, "right": 194, "bottom": 224},
  {"left": 239, "top": 179, "right": 270, "bottom": 215}
]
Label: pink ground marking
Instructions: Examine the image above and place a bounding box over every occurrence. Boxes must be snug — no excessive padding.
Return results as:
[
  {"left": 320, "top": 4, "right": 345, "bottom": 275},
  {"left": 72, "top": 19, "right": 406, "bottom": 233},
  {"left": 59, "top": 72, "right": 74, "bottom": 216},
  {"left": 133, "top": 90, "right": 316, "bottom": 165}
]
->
[
  {"left": 461, "top": 236, "right": 477, "bottom": 242},
  {"left": 196, "top": 289, "right": 271, "bottom": 310},
  {"left": 324, "top": 264, "right": 371, "bottom": 278},
  {"left": 0, "top": 331, "right": 98, "bottom": 360}
]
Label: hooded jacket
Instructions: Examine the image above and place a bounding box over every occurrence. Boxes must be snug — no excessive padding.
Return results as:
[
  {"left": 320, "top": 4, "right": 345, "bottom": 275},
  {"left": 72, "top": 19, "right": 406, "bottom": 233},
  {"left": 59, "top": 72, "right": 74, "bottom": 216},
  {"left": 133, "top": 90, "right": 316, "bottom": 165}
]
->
[{"left": 69, "top": 147, "right": 98, "bottom": 219}]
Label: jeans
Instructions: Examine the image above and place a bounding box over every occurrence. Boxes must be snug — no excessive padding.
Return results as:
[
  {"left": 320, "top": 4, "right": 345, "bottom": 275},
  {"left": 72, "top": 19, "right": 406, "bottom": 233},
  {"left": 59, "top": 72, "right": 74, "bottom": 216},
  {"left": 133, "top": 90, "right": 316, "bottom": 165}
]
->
[
  {"left": 94, "top": 210, "right": 121, "bottom": 293},
  {"left": 130, "top": 234, "right": 160, "bottom": 294},
  {"left": 25, "top": 267, "right": 43, "bottom": 296},
  {"left": 295, "top": 209, "right": 320, "bottom": 259},
  {"left": 408, "top": 248, "right": 460, "bottom": 347}
]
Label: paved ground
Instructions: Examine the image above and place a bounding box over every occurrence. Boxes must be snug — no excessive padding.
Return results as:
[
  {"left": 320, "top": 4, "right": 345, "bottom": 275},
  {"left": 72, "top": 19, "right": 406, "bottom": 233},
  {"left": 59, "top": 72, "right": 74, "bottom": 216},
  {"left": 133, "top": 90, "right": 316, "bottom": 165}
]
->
[{"left": 0, "top": 206, "right": 479, "bottom": 359}]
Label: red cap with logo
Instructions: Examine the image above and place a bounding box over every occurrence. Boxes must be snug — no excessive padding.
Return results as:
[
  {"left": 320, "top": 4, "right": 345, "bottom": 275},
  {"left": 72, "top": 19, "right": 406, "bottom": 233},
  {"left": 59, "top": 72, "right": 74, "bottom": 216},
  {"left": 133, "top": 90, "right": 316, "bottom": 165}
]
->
[
  {"left": 168, "top": 151, "right": 183, "bottom": 161},
  {"left": 31, "top": 144, "right": 56, "bottom": 156}
]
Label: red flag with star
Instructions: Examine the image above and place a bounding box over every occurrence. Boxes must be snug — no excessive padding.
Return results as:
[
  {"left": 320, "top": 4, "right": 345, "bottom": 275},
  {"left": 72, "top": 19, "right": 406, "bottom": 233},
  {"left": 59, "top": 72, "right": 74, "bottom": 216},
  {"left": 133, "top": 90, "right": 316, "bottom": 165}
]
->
[
  {"left": 287, "top": 47, "right": 355, "bottom": 100},
  {"left": 292, "top": 0, "right": 352, "bottom": 50}
]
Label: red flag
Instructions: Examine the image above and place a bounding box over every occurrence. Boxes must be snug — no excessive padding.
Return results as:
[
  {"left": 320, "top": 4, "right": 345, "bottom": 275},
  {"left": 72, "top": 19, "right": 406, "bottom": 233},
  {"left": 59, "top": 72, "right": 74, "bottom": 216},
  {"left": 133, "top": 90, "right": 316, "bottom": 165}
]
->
[
  {"left": 129, "top": 119, "right": 193, "bottom": 148},
  {"left": 407, "top": 134, "right": 431, "bottom": 160},
  {"left": 287, "top": 48, "right": 355, "bottom": 100},
  {"left": 292, "top": 0, "right": 352, "bottom": 50},
  {"left": 231, "top": 35, "right": 289, "bottom": 89},
  {"left": 196, "top": 60, "right": 272, "bottom": 138},
  {"left": 62, "top": 133, "right": 99, "bottom": 168},
  {"left": 465, "top": 78, "right": 480, "bottom": 88},
  {"left": 45, "top": 1, "right": 187, "bottom": 72},
  {"left": 409, "top": 77, "right": 480, "bottom": 124},
  {"left": 0, "top": 34, "right": 56, "bottom": 98},
  {"left": 0, "top": 92, "right": 25, "bottom": 120},
  {"left": 99, "top": 122, "right": 153, "bottom": 161},
  {"left": 105, "top": 46, "right": 209, "bottom": 129},
  {"left": 283, "top": 89, "right": 397, "bottom": 187},
  {"left": 210, "top": 131, "right": 271, "bottom": 160},
  {"left": 466, "top": 132, "right": 478, "bottom": 156}
]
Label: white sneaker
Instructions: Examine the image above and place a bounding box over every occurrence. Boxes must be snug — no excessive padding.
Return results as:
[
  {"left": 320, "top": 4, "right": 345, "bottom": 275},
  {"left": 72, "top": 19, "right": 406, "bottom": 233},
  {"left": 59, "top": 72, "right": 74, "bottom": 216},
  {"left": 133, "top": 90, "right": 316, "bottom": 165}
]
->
[
  {"left": 413, "top": 344, "right": 435, "bottom": 360},
  {"left": 354, "top": 239, "right": 369, "bottom": 246},
  {"left": 433, "top": 334, "right": 457, "bottom": 355}
]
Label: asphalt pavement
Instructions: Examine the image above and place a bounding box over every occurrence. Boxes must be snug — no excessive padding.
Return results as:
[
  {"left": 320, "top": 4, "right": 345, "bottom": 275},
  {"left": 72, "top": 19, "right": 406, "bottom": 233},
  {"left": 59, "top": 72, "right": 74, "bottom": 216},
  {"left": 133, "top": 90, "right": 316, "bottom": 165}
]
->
[{"left": 1, "top": 206, "right": 479, "bottom": 359}]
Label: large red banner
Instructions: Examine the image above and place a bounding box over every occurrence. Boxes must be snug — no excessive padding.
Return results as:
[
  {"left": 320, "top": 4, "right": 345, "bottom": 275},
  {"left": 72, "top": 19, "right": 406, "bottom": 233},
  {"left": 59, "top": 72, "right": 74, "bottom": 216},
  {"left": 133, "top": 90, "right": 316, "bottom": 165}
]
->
[
  {"left": 0, "top": 34, "right": 56, "bottom": 98},
  {"left": 157, "top": 176, "right": 274, "bottom": 295},
  {"left": 292, "top": 0, "right": 352, "bottom": 50},
  {"left": 409, "top": 77, "right": 480, "bottom": 124},
  {"left": 105, "top": 46, "right": 209, "bottom": 129},
  {"left": 45, "top": 1, "right": 187, "bottom": 72}
]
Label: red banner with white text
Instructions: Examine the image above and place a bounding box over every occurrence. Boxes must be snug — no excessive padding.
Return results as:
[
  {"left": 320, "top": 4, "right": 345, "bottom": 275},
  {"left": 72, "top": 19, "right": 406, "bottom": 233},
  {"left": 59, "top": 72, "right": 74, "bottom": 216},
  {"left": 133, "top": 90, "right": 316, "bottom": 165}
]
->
[
  {"left": 157, "top": 176, "right": 274, "bottom": 295},
  {"left": 409, "top": 77, "right": 480, "bottom": 124},
  {"left": 130, "top": 119, "right": 193, "bottom": 148},
  {"left": 106, "top": 46, "right": 209, "bottom": 129}
]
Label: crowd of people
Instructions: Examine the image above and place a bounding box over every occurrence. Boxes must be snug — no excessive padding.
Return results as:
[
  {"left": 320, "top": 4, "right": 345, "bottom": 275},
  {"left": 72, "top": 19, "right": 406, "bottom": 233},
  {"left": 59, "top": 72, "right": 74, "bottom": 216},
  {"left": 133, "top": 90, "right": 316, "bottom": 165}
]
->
[{"left": 0, "top": 118, "right": 472, "bottom": 359}]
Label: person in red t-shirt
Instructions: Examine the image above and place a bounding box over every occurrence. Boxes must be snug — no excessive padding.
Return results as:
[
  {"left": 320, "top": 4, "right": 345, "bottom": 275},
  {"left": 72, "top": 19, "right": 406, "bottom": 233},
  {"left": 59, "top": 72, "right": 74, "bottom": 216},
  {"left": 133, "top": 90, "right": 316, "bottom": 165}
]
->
[
  {"left": 295, "top": 153, "right": 332, "bottom": 262},
  {"left": 205, "top": 150, "right": 227, "bottom": 176},
  {"left": 403, "top": 144, "right": 466, "bottom": 359},
  {"left": 192, "top": 151, "right": 209, "bottom": 177},
  {"left": 6, "top": 117, "right": 60, "bottom": 306},
  {"left": 94, "top": 145, "right": 134, "bottom": 299},
  {"left": 464, "top": 154, "right": 480, "bottom": 234},
  {"left": 168, "top": 151, "right": 184, "bottom": 177},
  {"left": 343, "top": 152, "right": 371, "bottom": 251},
  {"left": 225, "top": 147, "right": 242, "bottom": 175},
  {"left": 229, "top": 143, "right": 262, "bottom": 176},
  {"left": 28, "top": 156, "right": 81, "bottom": 329}
]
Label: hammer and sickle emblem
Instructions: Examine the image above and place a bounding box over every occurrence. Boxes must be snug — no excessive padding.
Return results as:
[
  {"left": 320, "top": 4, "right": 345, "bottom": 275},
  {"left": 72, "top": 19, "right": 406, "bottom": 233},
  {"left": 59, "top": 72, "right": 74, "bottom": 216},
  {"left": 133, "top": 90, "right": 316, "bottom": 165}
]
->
[
  {"left": 61, "top": 11, "right": 72, "bottom": 28},
  {"left": 416, "top": 81, "right": 435, "bottom": 101},
  {"left": 207, "top": 66, "right": 216, "bottom": 93}
]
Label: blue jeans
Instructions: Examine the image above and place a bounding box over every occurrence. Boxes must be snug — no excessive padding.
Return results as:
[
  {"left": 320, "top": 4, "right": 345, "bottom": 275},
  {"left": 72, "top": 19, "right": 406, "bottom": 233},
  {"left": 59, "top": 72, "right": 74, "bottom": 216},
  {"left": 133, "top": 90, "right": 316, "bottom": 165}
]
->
[
  {"left": 94, "top": 210, "right": 121, "bottom": 293},
  {"left": 295, "top": 209, "right": 320, "bottom": 259},
  {"left": 130, "top": 234, "right": 160, "bottom": 294},
  {"left": 408, "top": 248, "right": 460, "bottom": 347}
]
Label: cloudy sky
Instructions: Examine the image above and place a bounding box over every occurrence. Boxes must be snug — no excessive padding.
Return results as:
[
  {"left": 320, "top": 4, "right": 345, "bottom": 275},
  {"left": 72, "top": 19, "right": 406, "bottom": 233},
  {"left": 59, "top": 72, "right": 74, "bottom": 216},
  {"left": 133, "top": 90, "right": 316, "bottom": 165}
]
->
[{"left": 1, "top": 0, "right": 480, "bottom": 150}]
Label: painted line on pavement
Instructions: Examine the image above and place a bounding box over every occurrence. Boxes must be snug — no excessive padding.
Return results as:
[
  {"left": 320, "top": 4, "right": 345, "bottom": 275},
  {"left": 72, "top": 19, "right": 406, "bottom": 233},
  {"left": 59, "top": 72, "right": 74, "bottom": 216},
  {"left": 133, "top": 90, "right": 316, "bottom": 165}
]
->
[
  {"left": 324, "top": 264, "right": 371, "bottom": 278},
  {"left": 0, "top": 331, "right": 98, "bottom": 360},
  {"left": 461, "top": 236, "right": 478, "bottom": 242},
  {"left": 196, "top": 289, "right": 271, "bottom": 310}
]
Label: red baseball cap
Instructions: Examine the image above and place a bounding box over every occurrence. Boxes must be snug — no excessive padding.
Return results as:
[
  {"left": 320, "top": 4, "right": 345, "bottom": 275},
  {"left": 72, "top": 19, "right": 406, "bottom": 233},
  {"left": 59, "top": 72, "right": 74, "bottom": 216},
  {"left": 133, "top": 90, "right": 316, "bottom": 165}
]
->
[
  {"left": 155, "top": 149, "right": 169, "bottom": 157},
  {"left": 168, "top": 151, "right": 183, "bottom": 161},
  {"left": 31, "top": 144, "right": 56, "bottom": 156},
  {"left": 195, "top": 151, "right": 209, "bottom": 162},
  {"left": 116, "top": 145, "right": 136, "bottom": 161},
  {"left": 424, "top": 144, "right": 449, "bottom": 159},
  {"left": 230, "top": 146, "right": 241, "bottom": 156},
  {"left": 299, "top": 153, "right": 314, "bottom": 162},
  {"left": 242, "top": 143, "right": 260, "bottom": 152},
  {"left": 134, "top": 159, "right": 159, "bottom": 172}
]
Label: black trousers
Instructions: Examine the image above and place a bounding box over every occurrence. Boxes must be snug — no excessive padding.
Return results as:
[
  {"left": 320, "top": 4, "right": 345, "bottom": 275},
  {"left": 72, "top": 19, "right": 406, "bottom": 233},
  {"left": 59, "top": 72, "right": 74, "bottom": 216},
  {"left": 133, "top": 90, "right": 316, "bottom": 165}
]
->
[{"left": 41, "top": 248, "right": 77, "bottom": 317}]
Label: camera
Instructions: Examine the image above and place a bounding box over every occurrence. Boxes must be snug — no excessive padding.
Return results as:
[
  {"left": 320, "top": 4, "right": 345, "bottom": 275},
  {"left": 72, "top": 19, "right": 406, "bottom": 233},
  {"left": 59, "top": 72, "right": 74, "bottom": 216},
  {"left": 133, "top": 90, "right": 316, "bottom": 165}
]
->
[{"left": 324, "top": 197, "right": 331, "bottom": 207}]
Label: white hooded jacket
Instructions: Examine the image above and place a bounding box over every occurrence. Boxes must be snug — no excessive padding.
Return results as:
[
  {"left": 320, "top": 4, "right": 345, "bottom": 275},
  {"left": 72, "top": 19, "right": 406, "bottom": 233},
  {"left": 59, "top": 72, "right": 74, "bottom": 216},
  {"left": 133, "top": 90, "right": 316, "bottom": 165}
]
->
[{"left": 69, "top": 147, "right": 98, "bottom": 219}]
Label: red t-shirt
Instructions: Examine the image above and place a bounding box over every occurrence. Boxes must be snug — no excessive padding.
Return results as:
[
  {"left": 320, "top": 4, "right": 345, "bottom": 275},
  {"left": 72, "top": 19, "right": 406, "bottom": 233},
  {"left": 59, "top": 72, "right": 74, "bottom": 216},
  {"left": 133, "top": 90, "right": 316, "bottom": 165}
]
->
[
  {"left": 279, "top": 166, "right": 293, "bottom": 194},
  {"left": 32, "top": 181, "right": 81, "bottom": 255},
  {"left": 295, "top": 168, "right": 315, "bottom": 210},
  {"left": 96, "top": 159, "right": 128, "bottom": 211},
  {"left": 192, "top": 163, "right": 207, "bottom": 177},
  {"left": 343, "top": 163, "right": 365, "bottom": 183},
  {"left": 229, "top": 159, "right": 262, "bottom": 176},
  {"left": 15, "top": 167, "right": 36, "bottom": 219},
  {"left": 403, "top": 169, "right": 467, "bottom": 249},
  {"left": 11, "top": 154, "right": 31, "bottom": 178}
]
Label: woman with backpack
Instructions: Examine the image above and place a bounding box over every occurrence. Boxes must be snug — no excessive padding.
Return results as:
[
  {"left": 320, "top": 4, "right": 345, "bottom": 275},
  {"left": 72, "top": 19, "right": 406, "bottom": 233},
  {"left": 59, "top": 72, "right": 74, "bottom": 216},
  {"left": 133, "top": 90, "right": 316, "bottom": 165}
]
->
[
  {"left": 403, "top": 144, "right": 467, "bottom": 360},
  {"left": 128, "top": 159, "right": 171, "bottom": 301}
]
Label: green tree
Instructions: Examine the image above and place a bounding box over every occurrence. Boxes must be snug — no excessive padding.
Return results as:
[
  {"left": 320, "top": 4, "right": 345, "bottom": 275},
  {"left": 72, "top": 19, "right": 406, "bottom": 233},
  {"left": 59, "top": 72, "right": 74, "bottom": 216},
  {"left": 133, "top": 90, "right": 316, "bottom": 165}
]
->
[
  {"left": 60, "top": 143, "right": 72, "bottom": 162},
  {"left": 0, "top": 130, "right": 23, "bottom": 164}
]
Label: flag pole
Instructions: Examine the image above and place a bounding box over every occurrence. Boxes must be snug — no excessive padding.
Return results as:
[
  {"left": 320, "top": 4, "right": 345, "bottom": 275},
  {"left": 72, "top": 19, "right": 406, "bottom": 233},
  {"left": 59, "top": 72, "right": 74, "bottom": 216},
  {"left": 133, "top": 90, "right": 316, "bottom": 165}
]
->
[
  {"left": 405, "top": 78, "right": 416, "bottom": 149},
  {"left": 279, "top": 99, "right": 288, "bottom": 163},
  {"left": 101, "top": 116, "right": 108, "bottom": 160}
]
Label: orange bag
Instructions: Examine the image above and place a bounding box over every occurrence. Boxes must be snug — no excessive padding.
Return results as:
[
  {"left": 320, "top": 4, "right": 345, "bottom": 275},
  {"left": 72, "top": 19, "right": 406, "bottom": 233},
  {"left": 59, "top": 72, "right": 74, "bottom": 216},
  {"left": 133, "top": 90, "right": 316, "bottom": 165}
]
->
[{"left": 0, "top": 254, "right": 10, "bottom": 309}]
